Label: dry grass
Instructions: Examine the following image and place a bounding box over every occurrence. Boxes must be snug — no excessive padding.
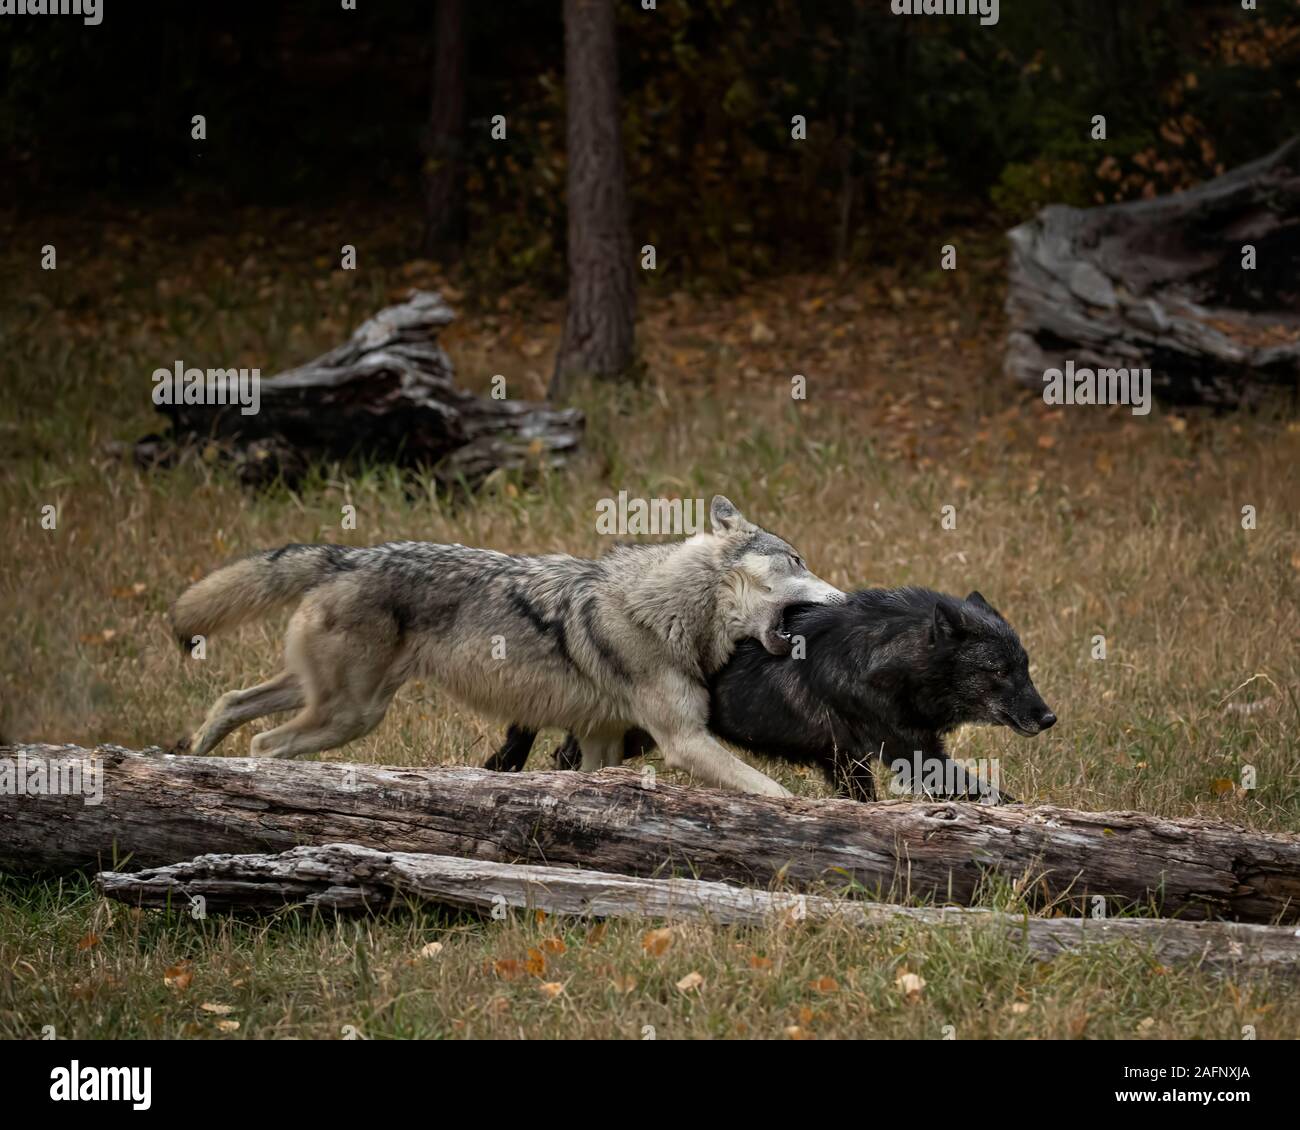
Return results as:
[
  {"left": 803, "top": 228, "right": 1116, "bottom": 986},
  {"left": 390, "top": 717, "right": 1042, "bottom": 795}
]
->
[{"left": 1, "top": 207, "right": 1298, "bottom": 1039}]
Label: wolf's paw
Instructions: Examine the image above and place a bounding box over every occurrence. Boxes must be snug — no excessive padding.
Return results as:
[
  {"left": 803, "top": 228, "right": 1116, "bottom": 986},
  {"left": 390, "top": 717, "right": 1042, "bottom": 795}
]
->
[
  {"left": 164, "top": 734, "right": 193, "bottom": 755},
  {"left": 750, "top": 778, "right": 793, "bottom": 799}
]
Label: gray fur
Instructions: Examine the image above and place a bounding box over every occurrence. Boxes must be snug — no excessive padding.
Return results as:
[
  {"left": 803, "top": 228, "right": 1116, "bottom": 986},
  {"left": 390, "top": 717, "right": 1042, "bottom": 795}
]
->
[{"left": 172, "top": 496, "right": 841, "bottom": 796}]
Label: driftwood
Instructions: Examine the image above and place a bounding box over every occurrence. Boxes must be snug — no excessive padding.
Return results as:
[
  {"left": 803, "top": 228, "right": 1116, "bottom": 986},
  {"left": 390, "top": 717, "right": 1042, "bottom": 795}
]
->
[
  {"left": 1005, "top": 136, "right": 1300, "bottom": 407},
  {"left": 134, "top": 290, "right": 583, "bottom": 485},
  {"left": 96, "top": 844, "right": 1300, "bottom": 976},
  {"left": 4, "top": 744, "right": 1299, "bottom": 924}
]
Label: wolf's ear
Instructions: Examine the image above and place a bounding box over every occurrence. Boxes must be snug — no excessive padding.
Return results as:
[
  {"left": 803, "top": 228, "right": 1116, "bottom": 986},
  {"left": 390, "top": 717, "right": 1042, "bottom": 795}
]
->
[
  {"left": 710, "top": 495, "right": 755, "bottom": 535},
  {"left": 931, "top": 600, "right": 963, "bottom": 643},
  {"left": 965, "top": 591, "right": 994, "bottom": 612}
]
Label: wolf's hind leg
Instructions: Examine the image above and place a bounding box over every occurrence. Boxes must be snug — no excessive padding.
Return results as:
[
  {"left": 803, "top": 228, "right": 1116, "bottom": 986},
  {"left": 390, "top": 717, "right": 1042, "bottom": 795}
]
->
[
  {"left": 187, "top": 671, "right": 304, "bottom": 757},
  {"left": 249, "top": 602, "right": 401, "bottom": 760},
  {"left": 249, "top": 693, "right": 395, "bottom": 760}
]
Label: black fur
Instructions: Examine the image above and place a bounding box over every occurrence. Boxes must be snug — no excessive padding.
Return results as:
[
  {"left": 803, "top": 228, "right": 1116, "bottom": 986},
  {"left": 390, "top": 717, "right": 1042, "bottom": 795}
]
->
[{"left": 485, "top": 587, "right": 1054, "bottom": 802}]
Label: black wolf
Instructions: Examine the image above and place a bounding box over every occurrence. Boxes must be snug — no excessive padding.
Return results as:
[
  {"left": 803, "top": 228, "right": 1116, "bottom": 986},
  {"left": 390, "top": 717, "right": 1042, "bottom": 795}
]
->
[{"left": 485, "top": 588, "right": 1055, "bottom": 801}]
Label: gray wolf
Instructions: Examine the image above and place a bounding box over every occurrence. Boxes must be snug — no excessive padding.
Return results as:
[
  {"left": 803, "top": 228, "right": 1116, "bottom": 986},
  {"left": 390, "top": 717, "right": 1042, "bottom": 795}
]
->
[
  {"left": 486, "top": 588, "right": 1054, "bottom": 801},
  {"left": 171, "top": 496, "right": 841, "bottom": 796}
]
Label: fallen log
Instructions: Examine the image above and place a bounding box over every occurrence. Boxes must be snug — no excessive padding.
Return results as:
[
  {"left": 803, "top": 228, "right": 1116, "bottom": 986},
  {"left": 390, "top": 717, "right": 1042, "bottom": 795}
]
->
[
  {"left": 132, "top": 290, "right": 583, "bottom": 486},
  {"left": 1005, "top": 136, "right": 1300, "bottom": 408},
  {"left": 96, "top": 844, "right": 1300, "bottom": 976},
  {"left": 4, "top": 744, "right": 1299, "bottom": 923}
]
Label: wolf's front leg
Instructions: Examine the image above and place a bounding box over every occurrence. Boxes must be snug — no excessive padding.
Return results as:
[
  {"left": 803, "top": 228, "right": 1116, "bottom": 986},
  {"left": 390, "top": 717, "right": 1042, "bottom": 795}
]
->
[
  {"left": 578, "top": 735, "right": 625, "bottom": 771},
  {"left": 654, "top": 727, "right": 791, "bottom": 798}
]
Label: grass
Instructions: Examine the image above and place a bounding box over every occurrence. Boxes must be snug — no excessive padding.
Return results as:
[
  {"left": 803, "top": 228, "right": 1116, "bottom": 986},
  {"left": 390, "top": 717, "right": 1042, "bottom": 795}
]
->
[{"left": 1, "top": 203, "right": 1298, "bottom": 1038}]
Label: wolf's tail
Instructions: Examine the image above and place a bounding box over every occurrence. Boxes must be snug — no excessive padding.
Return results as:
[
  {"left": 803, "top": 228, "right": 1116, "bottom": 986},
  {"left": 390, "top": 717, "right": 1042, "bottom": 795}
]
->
[{"left": 170, "top": 544, "right": 357, "bottom": 649}]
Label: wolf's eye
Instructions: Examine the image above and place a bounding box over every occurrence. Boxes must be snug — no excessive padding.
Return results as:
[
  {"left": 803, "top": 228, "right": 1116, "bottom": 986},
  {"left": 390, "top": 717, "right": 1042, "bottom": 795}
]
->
[{"left": 790, "top": 554, "right": 804, "bottom": 570}]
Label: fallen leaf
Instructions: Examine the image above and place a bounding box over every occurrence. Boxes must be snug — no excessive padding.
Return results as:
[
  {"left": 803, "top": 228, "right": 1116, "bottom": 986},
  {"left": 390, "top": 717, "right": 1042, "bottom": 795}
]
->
[
  {"left": 76, "top": 932, "right": 101, "bottom": 951},
  {"left": 809, "top": 976, "right": 839, "bottom": 994},
  {"left": 419, "top": 941, "right": 444, "bottom": 959},
  {"left": 896, "top": 971, "right": 926, "bottom": 1002},
  {"left": 676, "top": 971, "right": 705, "bottom": 992},
  {"left": 216, "top": 1019, "right": 240, "bottom": 1032},
  {"left": 642, "top": 927, "right": 673, "bottom": 956},
  {"left": 200, "top": 1002, "right": 234, "bottom": 1015},
  {"left": 164, "top": 962, "right": 193, "bottom": 991},
  {"left": 538, "top": 981, "right": 564, "bottom": 999}
]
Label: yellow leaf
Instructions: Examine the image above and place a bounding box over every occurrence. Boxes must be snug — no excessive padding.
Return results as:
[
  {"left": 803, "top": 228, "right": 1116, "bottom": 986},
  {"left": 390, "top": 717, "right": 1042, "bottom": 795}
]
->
[
  {"left": 676, "top": 971, "right": 705, "bottom": 992},
  {"left": 200, "top": 1002, "right": 234, "bottom": 1015},
  {"left": 642, "top": 927, "right": 673, "bottom": 956},
  {"left": 164, "top": 962, "right": 193, "bottom": 991},
  {"left": 538, "top": 982, "right": 564, "bottom": 999},
  {"left": 895, "top": 971, "right": 926, "bottom": 1002}
]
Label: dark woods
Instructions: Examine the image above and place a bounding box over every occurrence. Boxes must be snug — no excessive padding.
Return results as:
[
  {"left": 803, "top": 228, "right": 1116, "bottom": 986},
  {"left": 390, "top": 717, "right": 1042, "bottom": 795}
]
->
[{"left": 5, "top": 0, "right": 1297, "bottom": 290}]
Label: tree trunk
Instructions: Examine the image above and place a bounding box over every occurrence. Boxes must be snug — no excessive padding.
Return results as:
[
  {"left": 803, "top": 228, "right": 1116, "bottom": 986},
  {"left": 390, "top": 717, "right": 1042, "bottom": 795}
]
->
[
  {"left": 1004, "top": 136, "right": 1300, "bottom": 408},
  {"left": 97, "top": 844, "right": 1300, "bottom": 976},
  {"left": 130, "top": 290, "right": 582, "bottom": 487},
  {"left": 7, "top": 744, "right": 1300, "bottom": 924},
  {"left": 550, "top": 0, "right": 637, "bottom": 398},
  {"left": 421, "top": 0, "right": 467, "bottom": 257}
]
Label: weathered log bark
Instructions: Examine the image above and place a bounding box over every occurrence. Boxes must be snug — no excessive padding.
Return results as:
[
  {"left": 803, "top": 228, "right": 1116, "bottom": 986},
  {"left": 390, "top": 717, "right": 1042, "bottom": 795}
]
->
[
  {"left": 135, "top": 291, "right": 583, "bottom": 486},
  {"left": 5, "top": 744, "right": 1300, "bottom": 924},
  {"left": 550, "top": 0, "right": 638, "bottom": 397},
  {"left": 96, "top": 844, "right": 1300, "bottom": 976},
  {"left": 1005, "top": 136, "right": 1300, "bottom": 408}
]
